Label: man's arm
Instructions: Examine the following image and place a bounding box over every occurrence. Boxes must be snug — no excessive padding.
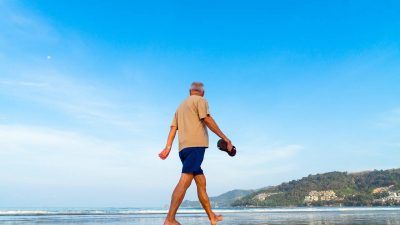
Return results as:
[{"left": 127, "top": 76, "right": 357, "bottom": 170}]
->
[
  {"left": 203, "top": 116, "right": 233, "bottom": 151},
  {"left": 158, "top": 126, "right": 177, "bottom": 160}
]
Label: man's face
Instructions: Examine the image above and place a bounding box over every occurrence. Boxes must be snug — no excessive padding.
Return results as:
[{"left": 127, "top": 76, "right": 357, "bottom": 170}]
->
[{"left": 189, "top": 90, "right": 205, "bottom": 97}]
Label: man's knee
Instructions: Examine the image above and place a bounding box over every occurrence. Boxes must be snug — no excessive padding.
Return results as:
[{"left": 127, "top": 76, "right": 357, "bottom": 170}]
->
[
  {"left": 194, "top": 175, "right": 207, "bottom": 188},
  {"left": 180, "top": 173, "right": 194, "bottom": 188}
]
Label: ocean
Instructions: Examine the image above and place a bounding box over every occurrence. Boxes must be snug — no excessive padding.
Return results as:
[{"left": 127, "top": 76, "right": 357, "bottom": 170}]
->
[{"left": 1, "top": 207, "right": 400, "bottom": 225}]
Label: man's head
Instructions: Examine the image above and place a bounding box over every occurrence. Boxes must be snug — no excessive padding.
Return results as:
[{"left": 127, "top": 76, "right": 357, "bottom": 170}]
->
[{"left": 189, "top": 82, "right": 205, "bottom": 96}]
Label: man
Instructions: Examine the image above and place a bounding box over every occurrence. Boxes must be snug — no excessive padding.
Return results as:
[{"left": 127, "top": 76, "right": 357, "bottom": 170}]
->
[{"left": 159, "top": 82, "right": 233, "bottom": 225}]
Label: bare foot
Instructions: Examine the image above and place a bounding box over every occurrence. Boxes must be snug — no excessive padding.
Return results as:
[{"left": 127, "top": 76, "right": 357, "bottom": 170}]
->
[
  {"left": 210, "top": 213, "right": 223, "bottom": 225},
  {"left": 164, "top": 219, "right": 181, "bottom": 225}
]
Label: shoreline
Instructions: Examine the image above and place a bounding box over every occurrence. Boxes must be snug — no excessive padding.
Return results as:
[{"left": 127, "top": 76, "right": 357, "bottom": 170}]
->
[{"left": 1, "top": 206, "right": 400, "bottom": 217}]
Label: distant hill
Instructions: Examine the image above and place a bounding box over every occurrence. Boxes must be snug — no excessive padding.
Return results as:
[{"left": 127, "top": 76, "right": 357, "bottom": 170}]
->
[
  {"left": 233, "top": 168, "right": 400, "bottom": 207},
  {"left": 181, "top": 189, "right": 255, "bottom": 208},
  {"left": 182, "top": 168, "right": 400, "bottom": 208}
]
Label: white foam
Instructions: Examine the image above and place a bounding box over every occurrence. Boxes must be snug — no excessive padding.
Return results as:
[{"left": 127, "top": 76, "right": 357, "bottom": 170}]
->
[
  {"left": 0, "top": 210, "right": 50, "bottom": 216},
  {"left": 0, "top": 207, "right": 399, "bottom": 216}
]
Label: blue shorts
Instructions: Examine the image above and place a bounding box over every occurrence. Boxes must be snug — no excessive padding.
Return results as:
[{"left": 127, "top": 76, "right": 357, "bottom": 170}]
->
[{"left": 179, "top": 147, "right": 206, "bottom": 175}]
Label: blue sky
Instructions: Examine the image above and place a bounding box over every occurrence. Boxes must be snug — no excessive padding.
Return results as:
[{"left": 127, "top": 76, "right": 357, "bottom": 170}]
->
[{"left": 0, "top": 0, "right": 399, "bottom": 207}]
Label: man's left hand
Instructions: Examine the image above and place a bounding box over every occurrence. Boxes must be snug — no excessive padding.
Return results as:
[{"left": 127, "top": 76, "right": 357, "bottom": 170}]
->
[{"left": 158, "top": 147, "right": 171, "bottom": 160}]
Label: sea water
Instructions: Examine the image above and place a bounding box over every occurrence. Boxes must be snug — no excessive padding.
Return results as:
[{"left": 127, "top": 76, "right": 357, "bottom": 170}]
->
[{"left": 1, "top": 207, "right": 400, "bottom": 225}]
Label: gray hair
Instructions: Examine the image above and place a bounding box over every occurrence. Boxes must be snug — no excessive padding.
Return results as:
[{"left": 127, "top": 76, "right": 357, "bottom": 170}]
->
[{"left": 190, "top": 82, "right": 204, "bottom": 92}]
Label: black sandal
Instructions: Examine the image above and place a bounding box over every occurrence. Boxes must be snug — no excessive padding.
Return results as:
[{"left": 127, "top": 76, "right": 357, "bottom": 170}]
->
[{"left": 217, "top": 139, "right": 236, "bottom": 157}]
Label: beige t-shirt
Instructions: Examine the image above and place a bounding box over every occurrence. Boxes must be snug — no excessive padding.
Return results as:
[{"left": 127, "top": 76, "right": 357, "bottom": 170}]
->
[{"left": 171, "top": 95, "right": 210, "bottom": 151}]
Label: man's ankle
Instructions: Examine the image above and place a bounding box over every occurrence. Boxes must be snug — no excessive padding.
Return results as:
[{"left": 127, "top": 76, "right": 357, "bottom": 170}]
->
[{"left": 166, "top": 217, "right": 175, "bottom": 222}]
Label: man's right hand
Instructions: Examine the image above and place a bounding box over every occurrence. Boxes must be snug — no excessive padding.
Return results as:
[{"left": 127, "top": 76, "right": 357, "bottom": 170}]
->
[
  {"left": 158, "top": 147, "right": 171, "bottom": 160},
  {"left": 224, "top": 138, "right": 233, "bottom": 152}
]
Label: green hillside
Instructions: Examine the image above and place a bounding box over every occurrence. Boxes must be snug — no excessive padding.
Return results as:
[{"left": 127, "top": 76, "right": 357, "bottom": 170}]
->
[
  {"left": 232, "top": 168, "right": 400, "bottom": 207},
  {"left": 181, "top": 189, "right": 255, "bottom": 208}
]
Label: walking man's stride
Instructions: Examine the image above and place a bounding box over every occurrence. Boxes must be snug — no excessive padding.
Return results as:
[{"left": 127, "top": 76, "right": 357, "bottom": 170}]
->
[{"left": 159, "top": 82, "right": 234, "bottom": 225}]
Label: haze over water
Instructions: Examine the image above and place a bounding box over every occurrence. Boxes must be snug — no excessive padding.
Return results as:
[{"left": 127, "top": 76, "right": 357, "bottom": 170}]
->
[{"left": 1, "top": 207, "right": 400, "bottom": 225}]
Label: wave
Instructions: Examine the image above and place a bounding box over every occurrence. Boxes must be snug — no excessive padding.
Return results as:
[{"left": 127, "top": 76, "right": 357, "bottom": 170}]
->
[{"left": 1, "top": 207, "right": 400, "bottom": 216}]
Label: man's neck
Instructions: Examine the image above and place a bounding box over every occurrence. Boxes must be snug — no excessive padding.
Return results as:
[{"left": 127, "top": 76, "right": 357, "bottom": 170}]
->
[{"left": 190, "top": 92, "right": 204, "bottom": 97}]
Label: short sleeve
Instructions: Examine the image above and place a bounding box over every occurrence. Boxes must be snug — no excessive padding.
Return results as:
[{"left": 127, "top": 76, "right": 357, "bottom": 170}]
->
[
  {"left": 171, "top": 112, "right": 178, "bottom": 128},
  {"left": 198, "top": 98, "right": 210, "bottom": 119}
]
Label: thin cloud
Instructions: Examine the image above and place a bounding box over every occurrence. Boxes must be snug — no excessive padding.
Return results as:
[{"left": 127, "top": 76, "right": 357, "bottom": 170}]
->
[
  {"left": 0, "top": 0, "right": 58, "bottom": 43},
  {"left": 0, "top": 124, "right": 184, "bottom": 207},
  {"left": 0, "top": 0, "right": 155, "bottom": 133},
  {"left": 200, "top": 144, "right": 303, "bottom": 191},
  {"left": 0, "top": 71, "right": 149, "bottom": 132},
  {"left": 0, "top": 2, "right": 168, "bottom": 204},
  {"left": 222, "top": 144, "right": 300, "bottom": 166},
  {"left": 0, "top": 124, "right": 155, "bottom": 187},
  {"left": 375, "top": 107, "right": 400, "bottom": 128},
  {"left": 237, "top": 144, "right": 303, "bottom": 166}
]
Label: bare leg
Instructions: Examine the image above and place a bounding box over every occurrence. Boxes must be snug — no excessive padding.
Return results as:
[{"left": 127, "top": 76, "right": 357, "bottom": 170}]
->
[
  {"left": 164, "top": 173, "right": 194, "bottom": 225},
  {"left": 194, "top": 174, "right": 223, "bottom": 225}
]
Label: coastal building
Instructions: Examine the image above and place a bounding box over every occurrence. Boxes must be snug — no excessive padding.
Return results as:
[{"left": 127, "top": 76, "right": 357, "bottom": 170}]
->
[
  {"left": 304, "top": 190, "right": 338, "bottom": 203},
  {"left": 373, "top": 190, "right": 400, "bottom": 205},
  {"left": 384, "top": 191, "right": 400, "bottom": 202},
  {"left": 253, "top": 192, "right": 279, "bottom": 201},
  {"left": 372, "top": 185, "right": 395, "bottom": 194}
]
